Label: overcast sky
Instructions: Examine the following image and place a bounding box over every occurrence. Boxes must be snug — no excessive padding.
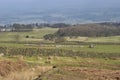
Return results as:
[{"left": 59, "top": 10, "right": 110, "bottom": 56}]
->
[{"left": 0, "top": 0, "right": 120, "bottom": 14}]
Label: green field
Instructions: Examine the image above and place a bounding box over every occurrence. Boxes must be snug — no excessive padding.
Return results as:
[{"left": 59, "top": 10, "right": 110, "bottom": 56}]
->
[
  {"left": 0, "top": 27, "right": 120, "bottom": 44},
  {"left": 86, "top": 36, "right": 120, "bottom": 43},
  {"left": 0, "top": 27, "right": 58, "bottom": 42},
  {"left": 66, "top": 36, "right": 120, "bottom": 43},
  {"left": 0, "top": 27, "right": 120, "bottom": 58},
  {"left": 0, "top": 27, "right": 120, "bottom": 80}
]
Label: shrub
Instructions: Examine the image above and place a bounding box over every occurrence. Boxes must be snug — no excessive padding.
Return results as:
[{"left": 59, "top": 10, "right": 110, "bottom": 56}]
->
[{"left": 26, "top": 35, "right": 29, "bottom": 38}]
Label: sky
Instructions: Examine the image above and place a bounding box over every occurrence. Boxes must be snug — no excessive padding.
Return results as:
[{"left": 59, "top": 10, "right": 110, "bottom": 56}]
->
[
  {"left": 0, "top": 0, "right": 120, "bottom": 15},
  {"left": 0, "top": 0, "right": 120, "bottom": 10}
]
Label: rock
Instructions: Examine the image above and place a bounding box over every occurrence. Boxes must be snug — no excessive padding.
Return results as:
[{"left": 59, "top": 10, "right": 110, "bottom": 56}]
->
[
  {"left": 37, "top": 57, "right": 42, "bottom": 60},
  {"left": 0, "top": 53, "right": 4, "bottom": 57},
  {"left": 89, "top": 44, "right": 94, "bottom": 48}
]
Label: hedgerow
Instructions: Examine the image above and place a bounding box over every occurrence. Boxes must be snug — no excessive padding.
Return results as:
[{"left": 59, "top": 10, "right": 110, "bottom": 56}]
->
[{"left": 0, "top": 47, "right": 119, "bottom": 58}]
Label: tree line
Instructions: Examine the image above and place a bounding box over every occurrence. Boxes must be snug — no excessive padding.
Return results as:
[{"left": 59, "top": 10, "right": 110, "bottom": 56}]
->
[{"left": 0, "top": 23, "right": 70, "bottom": 32}]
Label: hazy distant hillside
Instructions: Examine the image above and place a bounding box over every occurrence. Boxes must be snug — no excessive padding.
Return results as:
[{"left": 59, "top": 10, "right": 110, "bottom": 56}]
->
[
  {"left": 0, "top": 0, "right": 120, "bottom": 24},
  {"left": 1, "top": 8, "right": 120, "bottom": 25}
]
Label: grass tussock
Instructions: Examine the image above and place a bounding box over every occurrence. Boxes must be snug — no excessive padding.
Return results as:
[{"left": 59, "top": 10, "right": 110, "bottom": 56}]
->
[
  {"left": 3, "top": 66, "right": 53, "bottom": 80},
  {"left": 0, "top": 60, "right": 27, "bottom": 77}
]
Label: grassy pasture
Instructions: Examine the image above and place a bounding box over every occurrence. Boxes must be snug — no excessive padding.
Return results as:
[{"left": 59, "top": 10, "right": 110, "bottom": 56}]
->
[
  {"left": 0, "top": 56, "right": 120, "bottom": 70},
  {"left": 0, "top": 26, "right": 119, "bottom": 53},
  {"left": 0, "top": 27, "right": 120, "bottom": 43},
  {"left": 0, "top": 27, "right": 120, "bottom": 80},
  {"left": 66, "top": 36, "right": 120, "bottom": 43},
  {"left": 0, "top": 27, "right": 58, "bottom": 42},
  {"left": 59, "top": 44, "right": 120, "bottom": 54},
  {"left": 86, "top": 36, "right": 120, "bottom": 43}
]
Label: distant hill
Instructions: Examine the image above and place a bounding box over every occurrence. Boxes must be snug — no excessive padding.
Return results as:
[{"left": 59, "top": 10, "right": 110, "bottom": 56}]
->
[
  {"left": 1, "top": 0, "right": 120, "bottom": 24},
  {"left": 55, "top": 23, "right": 120, "bottom": 37},
  {"left": 1, "top": 8, "right": 120, "bottom": 25}
]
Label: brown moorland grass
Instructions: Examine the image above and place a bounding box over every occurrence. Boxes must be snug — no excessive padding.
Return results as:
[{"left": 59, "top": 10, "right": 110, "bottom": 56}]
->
[
  {"left": 0, "top": 60, "right": 27, "bottom": 77},
  {"left": 39, "top": 67, "right": 120, "bottom": 80},
  {"left": 2, "top": 66, "right": 53, "bottom": 80}
]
